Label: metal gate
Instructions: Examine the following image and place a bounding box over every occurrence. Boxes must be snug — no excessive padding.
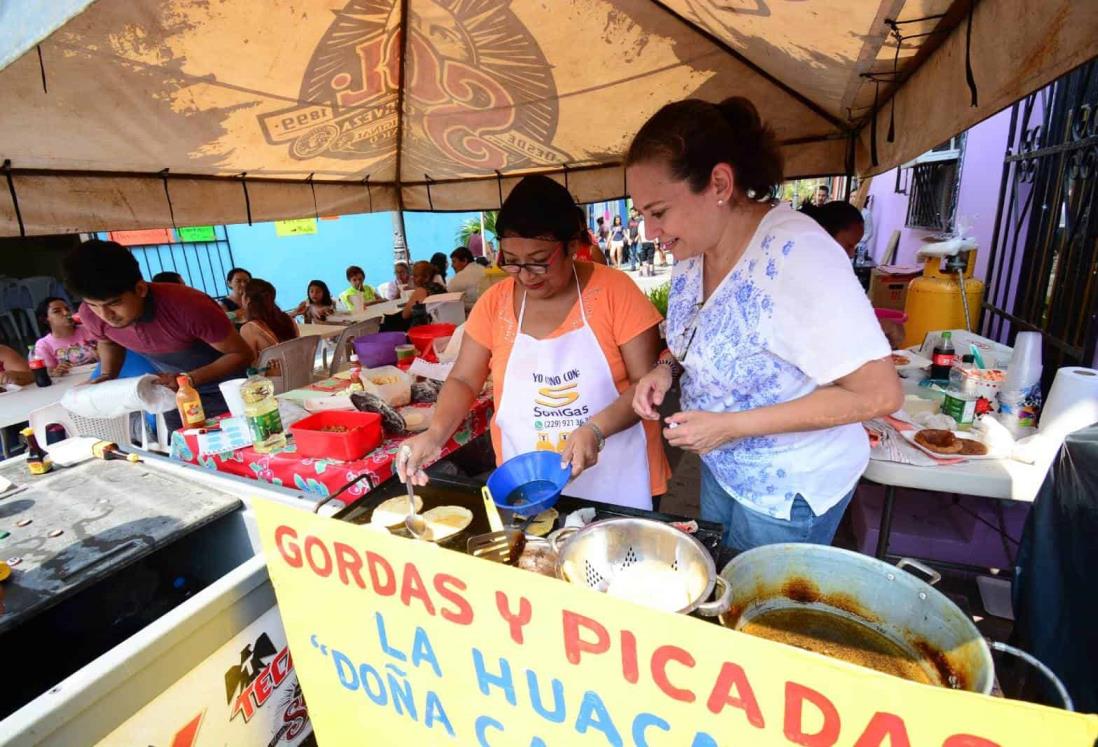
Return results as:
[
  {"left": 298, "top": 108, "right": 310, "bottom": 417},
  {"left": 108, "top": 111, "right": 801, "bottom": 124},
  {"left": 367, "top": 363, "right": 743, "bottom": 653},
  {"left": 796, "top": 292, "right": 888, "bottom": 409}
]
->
[
  {"left": 982, "top": 60, "right": 1098, "bottom": 379},
  {"left": 124, "top": 226, "right": 236, "bottom": 299}
]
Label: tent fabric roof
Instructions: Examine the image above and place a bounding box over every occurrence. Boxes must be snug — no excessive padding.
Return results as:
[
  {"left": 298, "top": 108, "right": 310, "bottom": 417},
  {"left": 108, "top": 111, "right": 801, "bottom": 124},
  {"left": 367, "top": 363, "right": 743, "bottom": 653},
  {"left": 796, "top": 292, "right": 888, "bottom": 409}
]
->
[{"left": 0, "top": 0, "right": 1094, "bottom": 236}]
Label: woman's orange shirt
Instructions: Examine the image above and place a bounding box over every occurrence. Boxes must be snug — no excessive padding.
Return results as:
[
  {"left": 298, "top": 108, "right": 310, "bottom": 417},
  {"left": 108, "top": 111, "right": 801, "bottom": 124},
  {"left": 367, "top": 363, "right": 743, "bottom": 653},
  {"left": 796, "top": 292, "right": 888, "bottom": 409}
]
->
[{"left": 464, "top": 263, "right": 670, "bottom": 495}]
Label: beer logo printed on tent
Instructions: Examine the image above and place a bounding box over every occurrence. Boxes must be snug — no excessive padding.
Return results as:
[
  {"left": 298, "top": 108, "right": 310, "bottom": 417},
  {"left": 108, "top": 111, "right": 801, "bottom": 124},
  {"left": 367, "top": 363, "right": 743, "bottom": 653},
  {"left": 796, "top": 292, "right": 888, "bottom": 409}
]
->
[{"left": 259, "top": 0, "right": 571, "bottom": 176}]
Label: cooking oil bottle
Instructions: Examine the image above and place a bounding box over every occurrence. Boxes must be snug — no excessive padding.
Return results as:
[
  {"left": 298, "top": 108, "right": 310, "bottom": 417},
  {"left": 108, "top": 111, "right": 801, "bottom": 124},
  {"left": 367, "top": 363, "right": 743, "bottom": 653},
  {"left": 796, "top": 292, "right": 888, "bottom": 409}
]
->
[{"left": 241, "top": 367, "right": 286, "bottom": 453}]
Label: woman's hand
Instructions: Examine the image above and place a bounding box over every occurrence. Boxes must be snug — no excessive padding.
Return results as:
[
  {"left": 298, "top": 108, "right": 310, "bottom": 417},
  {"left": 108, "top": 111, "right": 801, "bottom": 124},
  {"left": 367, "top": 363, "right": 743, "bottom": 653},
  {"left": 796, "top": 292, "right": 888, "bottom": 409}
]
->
[
  {"left": 395, "top": 430, "right": 445, "bottom": 487},
  {"left": 663, "top": 411, "right": 736, "bottom": 454},
  {"left": 560, "top": 425, "right": 600, "bottom": 478},
  {"left": 633, "top": 365, "right": 672, "bottom": 420}
]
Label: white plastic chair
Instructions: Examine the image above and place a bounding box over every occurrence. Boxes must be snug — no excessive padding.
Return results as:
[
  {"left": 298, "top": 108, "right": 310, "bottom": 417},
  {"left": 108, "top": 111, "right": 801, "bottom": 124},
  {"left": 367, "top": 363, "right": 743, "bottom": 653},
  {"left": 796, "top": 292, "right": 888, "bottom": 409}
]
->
[
  {"left": 329, "top": 319, "right": 381, "bottom": 375},
  {"left": 427, "top": 299, "right": 466, "bottom": 326},
  {"left": 29, "top": 403, "right": 137, "bottom": 447},
  {"left": 256, "top": 335, "right": 321, "bottom": 394}
]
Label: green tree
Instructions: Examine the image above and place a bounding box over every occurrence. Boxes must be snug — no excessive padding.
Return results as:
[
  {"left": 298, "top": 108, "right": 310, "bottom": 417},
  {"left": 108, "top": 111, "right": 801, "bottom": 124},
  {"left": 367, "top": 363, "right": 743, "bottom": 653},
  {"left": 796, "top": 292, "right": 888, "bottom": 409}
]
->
[{"left": 455, "top": 211, "right": 497, "bottom": 248}]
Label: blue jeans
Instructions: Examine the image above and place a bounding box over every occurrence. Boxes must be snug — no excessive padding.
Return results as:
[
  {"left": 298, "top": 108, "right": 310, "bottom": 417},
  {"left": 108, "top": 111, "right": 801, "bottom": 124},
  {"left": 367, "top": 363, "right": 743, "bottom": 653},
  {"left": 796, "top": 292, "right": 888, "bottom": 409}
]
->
[{"left": 699, "top": 462, "right": 854, "bottom": 552}]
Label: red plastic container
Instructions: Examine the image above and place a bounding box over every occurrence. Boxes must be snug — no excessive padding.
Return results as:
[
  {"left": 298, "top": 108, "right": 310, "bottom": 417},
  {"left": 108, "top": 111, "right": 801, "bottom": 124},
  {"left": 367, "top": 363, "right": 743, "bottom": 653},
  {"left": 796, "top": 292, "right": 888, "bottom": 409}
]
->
[
  {"left": 874, "top": 307, "right": 909, "bottom": 323},
  {"left": 408, "top": 323, "right": 456, "bottom": 363},
  {"left": 289, "top": 411, "right": 382, "bottom": 461}
]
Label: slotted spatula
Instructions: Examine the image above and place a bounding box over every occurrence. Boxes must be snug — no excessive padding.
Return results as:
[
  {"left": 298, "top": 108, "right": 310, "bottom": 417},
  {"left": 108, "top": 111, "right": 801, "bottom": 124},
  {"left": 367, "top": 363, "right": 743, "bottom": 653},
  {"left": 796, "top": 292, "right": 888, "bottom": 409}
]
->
[{"left": 467, "top": 486, "right": 530, "bottom": 564}]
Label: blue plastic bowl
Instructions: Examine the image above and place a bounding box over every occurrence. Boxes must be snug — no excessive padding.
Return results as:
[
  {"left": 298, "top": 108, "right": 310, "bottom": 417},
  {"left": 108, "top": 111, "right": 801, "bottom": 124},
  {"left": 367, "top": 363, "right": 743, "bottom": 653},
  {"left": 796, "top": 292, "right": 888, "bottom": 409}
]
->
[{"left": 486, "top": 451, "right": 571, "bottom": 517}]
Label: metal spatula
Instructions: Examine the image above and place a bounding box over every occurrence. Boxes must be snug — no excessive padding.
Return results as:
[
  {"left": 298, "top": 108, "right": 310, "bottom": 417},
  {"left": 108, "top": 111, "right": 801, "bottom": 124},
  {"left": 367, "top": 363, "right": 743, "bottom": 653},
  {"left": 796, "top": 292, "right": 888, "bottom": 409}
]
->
[{"left": 468, "top": 486, "right": 529, "bottom": 564}]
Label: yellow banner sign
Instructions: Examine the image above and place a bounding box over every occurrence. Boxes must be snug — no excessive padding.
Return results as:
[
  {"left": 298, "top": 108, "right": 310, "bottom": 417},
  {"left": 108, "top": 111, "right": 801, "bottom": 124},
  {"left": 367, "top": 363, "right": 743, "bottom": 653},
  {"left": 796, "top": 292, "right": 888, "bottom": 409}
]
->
[{"left": 253, "top": 498, "right": 1098, "bottom": 746}]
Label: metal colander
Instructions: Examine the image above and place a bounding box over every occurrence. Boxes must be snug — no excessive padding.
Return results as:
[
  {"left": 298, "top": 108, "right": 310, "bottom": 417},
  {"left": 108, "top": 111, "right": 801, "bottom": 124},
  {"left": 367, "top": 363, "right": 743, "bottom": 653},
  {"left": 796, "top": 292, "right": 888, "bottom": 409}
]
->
[{"left": 551, "top": 518, "right": 730, "bottom": 616}]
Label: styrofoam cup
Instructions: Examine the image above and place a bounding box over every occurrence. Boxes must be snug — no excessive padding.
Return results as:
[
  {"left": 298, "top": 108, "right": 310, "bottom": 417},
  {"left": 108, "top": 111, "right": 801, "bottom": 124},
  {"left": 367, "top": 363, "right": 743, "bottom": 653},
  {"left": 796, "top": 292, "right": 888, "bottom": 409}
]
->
[{"left": 219, "top": 378, "right": 248, "bottom": 417}]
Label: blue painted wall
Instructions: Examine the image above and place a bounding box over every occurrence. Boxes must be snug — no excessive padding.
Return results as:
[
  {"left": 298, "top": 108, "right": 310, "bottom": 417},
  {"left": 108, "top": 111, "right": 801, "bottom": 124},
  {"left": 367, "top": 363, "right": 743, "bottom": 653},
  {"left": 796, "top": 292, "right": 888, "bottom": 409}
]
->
[{"left": 225, "top": 210, "right": 480, "bottom": 305}]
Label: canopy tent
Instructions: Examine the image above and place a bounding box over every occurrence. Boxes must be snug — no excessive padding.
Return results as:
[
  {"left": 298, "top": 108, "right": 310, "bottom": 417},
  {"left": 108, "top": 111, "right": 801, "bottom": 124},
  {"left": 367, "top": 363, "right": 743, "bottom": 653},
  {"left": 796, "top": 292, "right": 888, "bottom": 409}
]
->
[{"left": 0, "top": 0, "right": 1094, "bottom": 236}]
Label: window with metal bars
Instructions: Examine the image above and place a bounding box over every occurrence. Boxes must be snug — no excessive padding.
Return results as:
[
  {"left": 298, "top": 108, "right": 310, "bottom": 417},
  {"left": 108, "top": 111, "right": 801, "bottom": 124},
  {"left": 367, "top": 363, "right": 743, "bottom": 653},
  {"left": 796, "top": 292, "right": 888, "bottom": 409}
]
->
[
  {"left": 113, "top": 227, "right": 236, "bottom": 299},
  {"left": 905, "top": 160, "right": 959, "bottom": 232}
]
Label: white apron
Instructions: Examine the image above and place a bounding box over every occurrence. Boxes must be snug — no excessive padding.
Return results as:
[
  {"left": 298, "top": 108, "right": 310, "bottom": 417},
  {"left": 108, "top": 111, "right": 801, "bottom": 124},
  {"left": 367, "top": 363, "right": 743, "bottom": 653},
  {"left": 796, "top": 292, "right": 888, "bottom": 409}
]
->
[{"left": 494, "top": 271, "right": 652, "bottom": 509}]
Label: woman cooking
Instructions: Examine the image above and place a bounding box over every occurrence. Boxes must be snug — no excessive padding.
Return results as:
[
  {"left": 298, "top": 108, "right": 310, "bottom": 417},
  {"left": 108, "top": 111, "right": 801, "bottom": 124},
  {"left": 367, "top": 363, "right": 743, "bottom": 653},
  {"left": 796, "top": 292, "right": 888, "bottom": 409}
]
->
[
  {"left": 628, "top": 98, "right": 901, "bottom": 551},
  {"left": 398, "top": 175, "right": 669, "bottom": 508}
]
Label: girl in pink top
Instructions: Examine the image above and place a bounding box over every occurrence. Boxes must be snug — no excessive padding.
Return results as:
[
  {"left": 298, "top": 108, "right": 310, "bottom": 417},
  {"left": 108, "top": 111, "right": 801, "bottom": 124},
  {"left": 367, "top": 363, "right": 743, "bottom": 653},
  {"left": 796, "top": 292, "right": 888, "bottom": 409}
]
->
[{"left": 34, "top": 297, "right": 99, "bottom": 375}]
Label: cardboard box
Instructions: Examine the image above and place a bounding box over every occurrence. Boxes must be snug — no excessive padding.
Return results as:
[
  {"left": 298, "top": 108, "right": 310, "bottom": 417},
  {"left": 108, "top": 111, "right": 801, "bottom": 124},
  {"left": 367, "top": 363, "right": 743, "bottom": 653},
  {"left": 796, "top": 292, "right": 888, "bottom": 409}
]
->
[{"left": 869, "top": 265, "right": 922, "bottom": 311}]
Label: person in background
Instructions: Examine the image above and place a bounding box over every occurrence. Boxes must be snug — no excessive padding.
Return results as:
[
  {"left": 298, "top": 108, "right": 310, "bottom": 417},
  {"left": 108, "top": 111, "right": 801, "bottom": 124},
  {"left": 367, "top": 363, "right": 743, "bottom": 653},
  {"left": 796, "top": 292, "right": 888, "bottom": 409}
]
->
[
  {"left": 219, "top": 267, "right": 252, "bottom": 317},
  {"left": 625, "top": 208, "right": 641, "bottom": 271},
  {"left": 0, "top": 345, "right": 32, "bottom": 386},
  {"left": 856, "top": 194, "right": 875, "bottom": 262},
  {"left": 292, "top": 279, "right": 336, "bottom": 323},
  {"left": 380, "top": 261, "right": 446, "bottom": 331},
  {"left": 338, "top": 265, "right": 378, "bottom": 311},
  {"left": 635, "top": 211, "right": 658, "bottom": 276},
  {"left": 576, "top": 211, "right": 608, "bottom": 265},
  {"left": 810, "top": 201, "right": 864, "bottom": 258},
  {"left": 239, "top": 279, "right": 299, "bottom": 360},
  {"left": 799, "top": 184, "right": 830, "bottom": 213},
  {"left": 467, "top": 229, "right": 485, "bottom": 259},
  {"left": 382, "top": 261, "right": 412, "bottom": 300},
  {"left": 808, "top": 202, "right": 905, "bottom": 348},
  {"left": 62, "top": 240, "right": 253, "bottom": 431},
  {"left": 430, "top": 252, "right": 449, "bottom": 285},
  {"left": 447, "top": 246, "right": 486, "bottom": 311},
  {"left": 152, "top": 271, "right": 185, "bottom": 284},
  {"left": 34, "top": 297, "right": 99, "bottom": 376},
  {"left": 607, "top": 215, "right": 626, "bottom": 268},
  {"left": 398, "top": 175, "right": 669, "bottom": 509},
  {"left": 627, "top": 97, "right": 901, "bottom": 552},
  {"left": 596, "top": 216, "right": 610, "bottom": 251}
]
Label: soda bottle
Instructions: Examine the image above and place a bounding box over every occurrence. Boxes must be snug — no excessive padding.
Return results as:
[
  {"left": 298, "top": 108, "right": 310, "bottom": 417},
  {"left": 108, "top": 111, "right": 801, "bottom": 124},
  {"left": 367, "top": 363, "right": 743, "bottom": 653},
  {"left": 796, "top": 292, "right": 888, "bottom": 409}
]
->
[
  {"left": 175, "top": 374, "right": 206, "bottom": 428},
  {"left": 241, "top": 367, "right": 286, "bottom": 453},
  {"left": 27, "top": 347, "right": 52, "bottom": 387},
  {"left": 930, "top": 331, "right": 955, "bottom": 382},
  {"left": 21, "top": 427, "right": 53, "bottom": 475}
]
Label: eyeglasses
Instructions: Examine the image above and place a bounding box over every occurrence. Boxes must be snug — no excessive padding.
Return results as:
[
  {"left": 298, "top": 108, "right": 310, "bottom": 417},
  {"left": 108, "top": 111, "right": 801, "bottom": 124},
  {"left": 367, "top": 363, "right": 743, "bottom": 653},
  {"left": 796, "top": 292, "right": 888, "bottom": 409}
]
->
[
  {"left": 498, "top": 244, "right": 563, "bottom": 275},
  {"left": 673, "top": 302, "right": 703, "bottom": 362}
]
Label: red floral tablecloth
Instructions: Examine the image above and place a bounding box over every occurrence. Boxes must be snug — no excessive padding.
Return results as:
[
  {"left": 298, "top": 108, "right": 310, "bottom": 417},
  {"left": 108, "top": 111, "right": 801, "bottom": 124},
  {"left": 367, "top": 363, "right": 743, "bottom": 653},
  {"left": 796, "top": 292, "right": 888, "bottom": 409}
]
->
[{"left": 169, "top": 394, "right": 493, "bottom": 503}]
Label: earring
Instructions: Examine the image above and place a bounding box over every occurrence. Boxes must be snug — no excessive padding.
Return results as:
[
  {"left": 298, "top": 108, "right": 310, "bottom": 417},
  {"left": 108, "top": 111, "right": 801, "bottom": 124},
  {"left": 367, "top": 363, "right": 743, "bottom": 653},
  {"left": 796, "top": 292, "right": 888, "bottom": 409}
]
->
[
  {"left": 717, "top": 199, "right": 724, "bottom": 206},
  {"left": 746, "top": 188, "right": 758, "bottom": 199}
]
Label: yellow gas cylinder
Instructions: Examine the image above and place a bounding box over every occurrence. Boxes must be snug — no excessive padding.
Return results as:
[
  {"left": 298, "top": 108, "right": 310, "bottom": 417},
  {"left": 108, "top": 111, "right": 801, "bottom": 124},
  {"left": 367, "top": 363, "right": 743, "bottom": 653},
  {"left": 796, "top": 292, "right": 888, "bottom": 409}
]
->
[{"left": 902, "top": 250, "right": 985, "bottom": 348}]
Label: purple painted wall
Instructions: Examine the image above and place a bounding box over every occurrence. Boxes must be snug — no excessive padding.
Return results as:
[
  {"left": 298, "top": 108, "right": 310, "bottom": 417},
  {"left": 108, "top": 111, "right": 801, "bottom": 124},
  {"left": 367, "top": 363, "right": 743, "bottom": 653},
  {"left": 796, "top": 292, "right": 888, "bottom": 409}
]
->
[{"left": 864, "top": 108, "right": 1013, "bottom": 282}]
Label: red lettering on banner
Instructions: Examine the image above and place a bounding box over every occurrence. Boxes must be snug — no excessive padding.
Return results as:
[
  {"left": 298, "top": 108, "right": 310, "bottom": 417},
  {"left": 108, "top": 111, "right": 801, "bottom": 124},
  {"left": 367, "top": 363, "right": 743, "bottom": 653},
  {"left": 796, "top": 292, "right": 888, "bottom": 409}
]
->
[
  {"left": 651, "top": 645, "right": 696, "bottom": 703},
  {"left": 434, "top": 573, "right": 474, "bottom": 625},
  {"left": 620, "top": 630, "right": 639, "bottom": 684},
  {"left": 400, "top": 562, "right": 436, "bottom": 614},
  {"left": 942, "top": 737, "right": 1001, "bottom": 747},
  {"left": 853, "top": 712, "right": 911, "bottom": 747},
  {"left": 562, "top": 611, "right": 610, "bottom": 665},
  {"left": 304, "top": 535, "right": 333, "bottom": 577},
  {"left": 784, "top": 682, "right": 842, "bottom": 747},
  {"left": 495, "top": 591, "right": 532, "bottom": 644},
  {"left": 336, "top": 33, "right": 401, "bottom": 108},
  {"left": 367, "top": 551, "right": 396, "bottom": 595},
  {"left": 706, "top": 662, "right": 765, "bottom": 728},
  {"left": 333, "top": 541, "right": 366, "bottom": 588},
  {"left": 275, "top": 525, "right": 302, "bottom": 567}
]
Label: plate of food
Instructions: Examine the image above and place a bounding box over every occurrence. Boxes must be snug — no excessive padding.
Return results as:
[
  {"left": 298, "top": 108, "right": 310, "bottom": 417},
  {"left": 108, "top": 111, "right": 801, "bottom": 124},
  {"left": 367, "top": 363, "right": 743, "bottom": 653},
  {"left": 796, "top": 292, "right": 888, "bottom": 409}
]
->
[
  {"left": 891, "top": 350, "right": 931, "bottom": 370},
  {"left": 901, "top": 428, "right": 1001, "bottom": 460}
]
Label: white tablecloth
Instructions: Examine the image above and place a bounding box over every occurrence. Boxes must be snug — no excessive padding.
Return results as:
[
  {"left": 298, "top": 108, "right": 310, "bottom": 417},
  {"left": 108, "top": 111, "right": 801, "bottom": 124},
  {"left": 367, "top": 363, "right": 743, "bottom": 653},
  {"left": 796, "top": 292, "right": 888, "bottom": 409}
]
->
[{"left": 0, "top": 366, "right": 95, "bottom": 429}]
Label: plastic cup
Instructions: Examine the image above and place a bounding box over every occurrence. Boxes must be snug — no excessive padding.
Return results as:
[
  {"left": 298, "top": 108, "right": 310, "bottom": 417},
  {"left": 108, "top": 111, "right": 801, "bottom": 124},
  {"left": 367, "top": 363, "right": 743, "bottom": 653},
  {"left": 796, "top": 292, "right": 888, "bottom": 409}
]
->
[
  {"left": 219, "top": 378, "right": 248, "bottom": 417},
  {"left": 394, "top": 343, "right": 416, "bottom": 371},
  {"left": 1004, "top": 331, "right": 1042, "bottom": 390}
]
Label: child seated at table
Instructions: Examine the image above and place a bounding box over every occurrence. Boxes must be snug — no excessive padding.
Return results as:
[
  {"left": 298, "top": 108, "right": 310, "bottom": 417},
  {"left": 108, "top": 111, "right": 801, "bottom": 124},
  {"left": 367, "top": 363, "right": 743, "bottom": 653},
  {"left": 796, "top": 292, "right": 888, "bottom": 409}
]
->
[
  {"left": 33, "top": 296, "right": 99, "bottom": 376},
  {"left": 338, "top": 265, "right": 379, "bottom": 312},
  {"left": 292, "top": 279, "right": 337, "bottom": 322},
  {"left": 0, "top": 344, "right": 32, "bottom": 386}
]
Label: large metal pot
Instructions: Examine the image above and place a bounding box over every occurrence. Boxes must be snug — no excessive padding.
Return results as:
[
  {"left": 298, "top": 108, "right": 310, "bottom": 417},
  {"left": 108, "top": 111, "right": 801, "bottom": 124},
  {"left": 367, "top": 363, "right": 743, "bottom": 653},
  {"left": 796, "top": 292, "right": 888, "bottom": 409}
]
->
[
  {"left": 552, "top": 518, "right": 732, "bottom": 616},
  {"left": 718, "top": 543, "right": 994, "bottom": 693}
]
